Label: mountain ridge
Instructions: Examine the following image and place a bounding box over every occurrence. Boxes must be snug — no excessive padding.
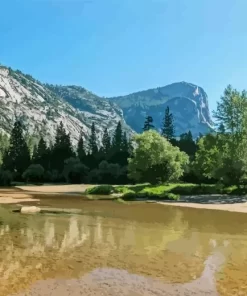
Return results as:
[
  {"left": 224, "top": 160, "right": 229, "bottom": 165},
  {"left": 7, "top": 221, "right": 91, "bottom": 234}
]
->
[{"left": 0, "top": 64, "right": 213, "bottom": 143}]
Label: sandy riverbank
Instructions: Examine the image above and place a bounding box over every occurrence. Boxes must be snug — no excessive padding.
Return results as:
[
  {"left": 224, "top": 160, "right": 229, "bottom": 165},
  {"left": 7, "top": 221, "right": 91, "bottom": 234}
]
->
[
  {"left": 157, "top": 200, "right": 247, "bottom": 213},
  {"left": 0, "top": 185, "right": 93, "bottom": 204},
  {"left": 1, "top": 185, "right": 247, "bottom": 214}
]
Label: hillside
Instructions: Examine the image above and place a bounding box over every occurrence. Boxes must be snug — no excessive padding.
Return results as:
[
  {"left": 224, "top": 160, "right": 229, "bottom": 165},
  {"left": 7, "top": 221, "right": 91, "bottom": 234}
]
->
[
  {"left": 110, "top": 82, "right": 213, "bottom": 137},
  {"left": 0, "top": 66, "right": 133, "bottom": 145}
]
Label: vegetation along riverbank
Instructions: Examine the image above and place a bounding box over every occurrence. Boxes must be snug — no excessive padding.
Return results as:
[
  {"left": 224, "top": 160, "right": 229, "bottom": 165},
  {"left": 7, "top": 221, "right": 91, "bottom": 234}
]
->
[{"left": 0, "top": 85, "right": 246, "bottom": 211}]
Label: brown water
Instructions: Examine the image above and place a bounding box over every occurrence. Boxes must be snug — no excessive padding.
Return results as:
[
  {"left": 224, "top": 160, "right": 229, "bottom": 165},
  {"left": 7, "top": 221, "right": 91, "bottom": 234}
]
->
[{"left": 1, "top": 197, "right": 247, "bottom": 295}]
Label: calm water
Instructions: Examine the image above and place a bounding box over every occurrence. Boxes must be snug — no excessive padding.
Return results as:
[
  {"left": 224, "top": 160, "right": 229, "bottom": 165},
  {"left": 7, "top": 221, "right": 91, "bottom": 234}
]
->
[{"left": 1, "top": 197, "right": 247, "bottom": 295}]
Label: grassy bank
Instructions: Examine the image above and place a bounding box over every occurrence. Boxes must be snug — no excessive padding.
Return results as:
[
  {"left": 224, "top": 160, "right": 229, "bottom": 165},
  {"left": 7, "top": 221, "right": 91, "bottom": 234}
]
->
[{"left": 85, "top": 183, "right": 247, "bottom": 201}]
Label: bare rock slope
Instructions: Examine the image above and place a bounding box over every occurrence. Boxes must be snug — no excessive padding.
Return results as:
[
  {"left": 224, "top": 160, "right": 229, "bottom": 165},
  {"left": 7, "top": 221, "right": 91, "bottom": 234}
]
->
[
  {"left": 110, "top": 82, "right": 213, "bottom": 138},
  {"left": 0, "top": 66, "right": 132, "bottom": 145}
]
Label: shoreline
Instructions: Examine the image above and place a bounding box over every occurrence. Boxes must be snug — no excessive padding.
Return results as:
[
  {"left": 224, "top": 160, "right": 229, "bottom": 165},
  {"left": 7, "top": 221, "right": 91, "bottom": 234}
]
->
[{"left": 1, "top": 184, "right": 247, "bottom": 213}]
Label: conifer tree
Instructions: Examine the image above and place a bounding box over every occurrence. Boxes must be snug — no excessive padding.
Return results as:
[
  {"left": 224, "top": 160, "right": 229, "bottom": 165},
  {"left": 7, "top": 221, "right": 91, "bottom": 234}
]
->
[
  {"left": 161, "top": 106, "right": 175, "bottom": 141},
  {"left": 88, "top": 122, "right": 98, "bottom": 155},
  {"left": 33, "top": 137, "right": 50, "bottom": 170},
  {"left": 77, "top": 133, "right": 86, "bottom": 162},
  {"left": 143, "top": 115, "right": 154, "bottom": 131},
  {"left": 112, "top": 121, "right": 123, "bottom": 151},
  {"left": 122, "top": 132, "right": 129, "bottom": 152},
  {"left": 51, "top": 122, "right": 74, "bottom": 171},
  {"left": 2, "top": 120, "right": 30, "bottom": 175},
  {"left": 102, "top": 128, "right": 111, "bottom": 156}
]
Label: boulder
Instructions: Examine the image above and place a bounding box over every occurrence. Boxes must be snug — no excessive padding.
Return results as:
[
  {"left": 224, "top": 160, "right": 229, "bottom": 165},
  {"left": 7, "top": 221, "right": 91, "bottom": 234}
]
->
[{"left": 20, "top": 206, "right": 41, "bottom": 214}]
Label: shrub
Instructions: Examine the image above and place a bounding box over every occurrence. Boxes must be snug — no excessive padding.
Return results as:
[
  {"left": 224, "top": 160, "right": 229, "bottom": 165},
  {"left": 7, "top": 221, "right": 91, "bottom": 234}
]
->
[
  {"left": 0, "top": 170, "right": 12, "bottom": 186},
  {"left": 85, "top": 185, "right": 114, "bottom": 195},
  {"left": 22, "top": 164, "right": 44, "bottom": 182}
]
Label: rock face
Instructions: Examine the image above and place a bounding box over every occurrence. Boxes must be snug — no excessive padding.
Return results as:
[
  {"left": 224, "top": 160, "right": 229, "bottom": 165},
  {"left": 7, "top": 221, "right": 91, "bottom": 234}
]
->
[
  {"left": 111, "top": 82, "right": 213, "bottom": 138},
  {"left": 0, "top": 66, "right": 133, "bottom": 146},
  {"left": 0, "top": 64, "right": 213, "bottom": 144}
]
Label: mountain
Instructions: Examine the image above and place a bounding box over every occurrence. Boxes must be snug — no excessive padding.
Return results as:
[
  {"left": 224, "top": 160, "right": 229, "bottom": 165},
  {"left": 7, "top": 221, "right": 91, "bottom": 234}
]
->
[
  {"left": 0, "top": 66, "right": 133, "bottom": 145},
  {"left": 110, "top": 82, "right": 213, "bottom": 138}
]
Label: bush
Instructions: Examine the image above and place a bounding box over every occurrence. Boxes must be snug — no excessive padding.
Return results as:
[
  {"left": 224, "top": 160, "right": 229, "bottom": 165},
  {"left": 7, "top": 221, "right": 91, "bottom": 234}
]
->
[
  {"left": 85, "top": 185, "right": 114, "bottom": 195},
  {"left": 22, "top": 164, "right": 44, "bottom": 182},
  {"left": 170, "top": 184, "right": 216, "bottom": 195},
  {"left": 0, "top": 170, "right": 12, "bottom": 186}
]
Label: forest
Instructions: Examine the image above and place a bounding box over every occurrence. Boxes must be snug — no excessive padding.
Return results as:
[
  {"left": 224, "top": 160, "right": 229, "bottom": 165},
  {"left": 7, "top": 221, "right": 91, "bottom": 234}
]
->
[{"left": 0, "top": 85, "right": 245, "bottom": 189}]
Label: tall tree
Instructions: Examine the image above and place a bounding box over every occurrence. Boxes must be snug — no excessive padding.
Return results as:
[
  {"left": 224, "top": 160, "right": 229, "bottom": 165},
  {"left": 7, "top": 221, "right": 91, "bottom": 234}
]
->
[
  {"left": 128, "top": 130, "right": 189, "bottom": 185},
  {"left": 161, "top": 106, "right": 175, "bottom": 141},
  {"left": 77, "top": 133, "right": 86, "bottom": 162},
  {"left": 178, "top": 131, "right": 197, "bottom": 158},
  {"left": 2, "top": 120, "right": 30, "bottom": 176},
  {"left": 102, "top": 128, "right": 111, "bottom": 156},
  {"left": 32, "top": 137, "right": 50, "bottom": 170},
  {"left": 88, "top": 122, "right": 98, "bottom": 155},
  {"left": 51, "top": 122, "right": 74, "bottom": 171},
  {"left": 143, "top": 115, "right": 154, "bottom": 131},
  {"left": 112, "top": 121, "right": 123, "bottom": 151}
]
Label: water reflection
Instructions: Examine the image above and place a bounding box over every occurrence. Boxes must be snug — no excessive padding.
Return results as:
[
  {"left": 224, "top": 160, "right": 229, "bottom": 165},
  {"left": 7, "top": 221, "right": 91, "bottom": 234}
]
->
[{"left": 0, "top": 203, "right": 246, "bottom": 295}]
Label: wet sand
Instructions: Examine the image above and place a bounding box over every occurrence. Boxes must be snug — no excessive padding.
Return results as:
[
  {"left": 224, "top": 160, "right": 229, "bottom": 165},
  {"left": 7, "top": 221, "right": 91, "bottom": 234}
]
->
[{"left": 1, "top": 185, "right": 247, "bottom": 214}]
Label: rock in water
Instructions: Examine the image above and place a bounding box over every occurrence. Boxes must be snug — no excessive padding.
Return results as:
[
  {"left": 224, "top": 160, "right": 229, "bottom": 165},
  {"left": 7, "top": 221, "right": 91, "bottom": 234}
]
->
[{"left": 20, "top": 206, "right": 41, "bottom": 214}]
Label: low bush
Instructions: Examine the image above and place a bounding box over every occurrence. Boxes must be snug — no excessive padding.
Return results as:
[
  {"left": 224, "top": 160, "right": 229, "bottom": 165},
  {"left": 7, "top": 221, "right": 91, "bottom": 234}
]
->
[{"left": 85, "top": 185, "right": 114, "bottom": 195}]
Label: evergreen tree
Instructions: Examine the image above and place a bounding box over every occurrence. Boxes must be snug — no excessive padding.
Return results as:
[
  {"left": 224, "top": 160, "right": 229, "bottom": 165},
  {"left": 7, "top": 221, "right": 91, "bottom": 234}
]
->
[
  {"left": 2, "top": 120, "right": 30, "bottom": 176},
  {"left": 77, "top": 133, "right": 86, "bottom": 162},
  {"left": 102, "top": 128, "right": 111, "bottom": 156},
  {"left": 178, "top": 131, "right": 197, "bottom": 158},
  {"left": 122, "top": 132, "right": 129, "bottom": 152},
  {"left": 143, "top": 115, "right": 154, "bottom": 131},
  {"left": 161, "top": 106, "right": 175, "bottom": 141},
  {"left": 33, "top": 137, "right": 50, "bottom": 170},
  {"left": 51, "top": 122, "right": 74, "bottom": 171},
  {"left": 112, "top": 121, "right": 123, "bottom": 151},
  {"left": 88, "top": 122, "right": 98, "bottom": 155}
]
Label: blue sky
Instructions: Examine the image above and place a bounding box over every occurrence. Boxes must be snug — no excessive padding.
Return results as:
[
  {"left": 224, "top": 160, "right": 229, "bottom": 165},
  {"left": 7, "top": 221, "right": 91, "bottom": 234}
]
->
[{"left": 1, "top": 0, "right": 247, "bottom": 112}]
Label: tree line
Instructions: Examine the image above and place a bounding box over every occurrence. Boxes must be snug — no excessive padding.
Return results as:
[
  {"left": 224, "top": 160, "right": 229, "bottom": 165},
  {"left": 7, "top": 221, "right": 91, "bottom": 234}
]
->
[
  {"left": 0, "top": 120, "right": 133, "bottom": 185},
  {"left": 0, "top": 84, "right": 244, "bottom": 187}
]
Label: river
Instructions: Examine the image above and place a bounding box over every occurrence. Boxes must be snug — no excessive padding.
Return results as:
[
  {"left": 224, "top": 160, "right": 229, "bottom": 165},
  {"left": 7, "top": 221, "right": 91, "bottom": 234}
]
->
[{"left": 0, "top": 196, "right": 247, "bottom": 295}]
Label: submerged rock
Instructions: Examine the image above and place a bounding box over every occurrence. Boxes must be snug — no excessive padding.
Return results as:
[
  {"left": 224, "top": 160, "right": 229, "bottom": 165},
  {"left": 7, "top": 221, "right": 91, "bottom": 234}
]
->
[
  {"left": 14, "top": 207, "right": 82, "bottom": 215},
  {"left": 20, "top": 206, "right": 41, "bottom": 214}
]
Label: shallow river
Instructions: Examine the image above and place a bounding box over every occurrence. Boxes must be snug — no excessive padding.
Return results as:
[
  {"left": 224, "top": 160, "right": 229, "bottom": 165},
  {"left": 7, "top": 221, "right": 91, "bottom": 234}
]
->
[{"left": 1, "top": 196, "right": 247, "bottom": 295}]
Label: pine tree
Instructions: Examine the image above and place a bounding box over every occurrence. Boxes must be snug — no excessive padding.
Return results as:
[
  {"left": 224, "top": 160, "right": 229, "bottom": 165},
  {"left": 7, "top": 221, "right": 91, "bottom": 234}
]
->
[
  {"left": 51, "top": 122, "right": 74, "bottom": 171},
  {"left": 161, "top": 106, "right": 175, "bottom": 141},
  {"left": 112, "top": 121, "right": 123, "bottom": 151},
  {"left": 2, "top": 120, "right": 30, "bottom": 176},
  {"left": 88, "top": 122, "right": 98, "bottom": 155},
  {"left": 77, "top": 133, "right": 86, "bottom": 162},
  {"left": 102, "top": 128, "right": 111, "bottom": 156},
  {"left": 33, "top": 137, "right": 50, "bottom": 170},
  {"left": 143, "top": 115, "right": 154, "bottom": 131},
  {"left": 122, "top": 132, "right": 129, "bottom": 152}
]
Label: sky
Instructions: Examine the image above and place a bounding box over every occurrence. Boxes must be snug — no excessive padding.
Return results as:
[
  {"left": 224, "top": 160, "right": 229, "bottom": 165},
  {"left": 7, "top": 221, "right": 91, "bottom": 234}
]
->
[{"left": 1, "top": 0, "right": 247, "bottom": 113}]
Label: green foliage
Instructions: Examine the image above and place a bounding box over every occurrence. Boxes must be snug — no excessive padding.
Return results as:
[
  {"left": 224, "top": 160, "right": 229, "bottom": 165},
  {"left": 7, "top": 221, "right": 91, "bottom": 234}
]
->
[
  {"left": 2, "top": 120, "right": 31, "bottom": 177},
  {"left": 77, "top": 133, "right": 86, "bottom": 162},
  {"left": 102, "top": 128, "right": 111, "bottom": 155},
  {"left": 51, "top": 122, "right": 75, "bottom": 171},
  {"left": 32, "top": 136, "right": 50, "bottom": 170},
  {"left": 128, "top": 130, "right": 189, "bottom": 184},
  {"left": 88, "top": 122, "right": 98, "bottom": 155},
  {"left": 63, "top": 157, "right": 89, "bottom": 183},
  {"left": 0, "top": 170, "right": 12, "bottom": 186},
  {"left": 22, "top": 164, "right": 44, "bottom": 182},
  {"left": 161, "top": 106, "right": 175, "bottom": 141},
  {"left": 143, "top": 115, "right": 154, "bottom": 131},
  {"left": 85, "top": 185, "right": 114, "bottom": 195}
]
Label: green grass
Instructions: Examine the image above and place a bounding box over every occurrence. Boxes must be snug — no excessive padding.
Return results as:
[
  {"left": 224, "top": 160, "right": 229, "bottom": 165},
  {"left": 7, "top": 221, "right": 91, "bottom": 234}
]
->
[{"left": 84, "top": 183, "right": 247, "bottom": 202}]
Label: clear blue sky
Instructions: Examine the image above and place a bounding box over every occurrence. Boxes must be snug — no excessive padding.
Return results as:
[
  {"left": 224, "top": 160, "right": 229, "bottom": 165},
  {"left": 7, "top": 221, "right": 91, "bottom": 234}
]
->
[{"left": 1, "top": 0, "right": 247, "bottom": 113}]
